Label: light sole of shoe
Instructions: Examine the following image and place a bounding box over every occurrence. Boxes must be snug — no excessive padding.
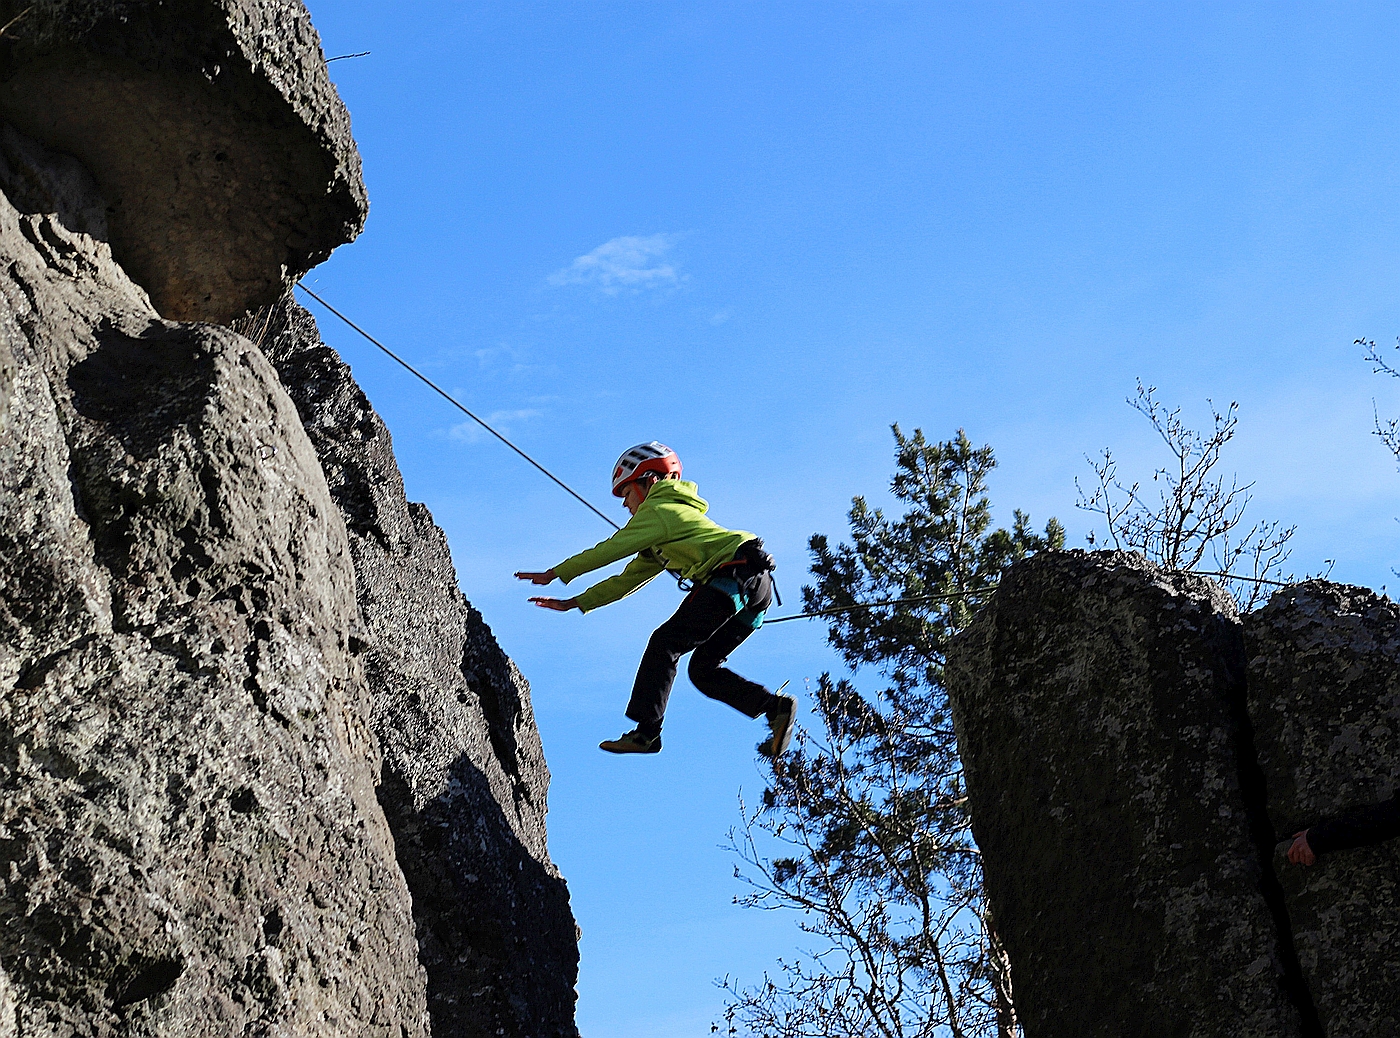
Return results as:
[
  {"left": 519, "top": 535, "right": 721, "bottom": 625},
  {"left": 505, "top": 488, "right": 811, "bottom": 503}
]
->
[{"left": 759, "top": 696, "right": 797, "bottom": 757}]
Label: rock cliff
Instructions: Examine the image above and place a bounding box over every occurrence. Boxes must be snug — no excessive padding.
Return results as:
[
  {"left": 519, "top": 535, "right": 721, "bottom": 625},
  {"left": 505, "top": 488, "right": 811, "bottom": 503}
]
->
[
  {"left": 254, "top": 295, "right": 580, "bottom": 1038},
  {"left": 948, "top": 551, "right": 1399, "bottom": 1037},
  {"left": 0, "top": 2, "right": 579, "bottom": 1035},
  {"left": 0, "top": 125, "right": 429, "bottom": 1037},
  {"left": 1245, "top": 583, "right": 1400, "bottom": 1035},
  {"left": 947, "top": 551, "right": 1305, "bottom": 1037}
]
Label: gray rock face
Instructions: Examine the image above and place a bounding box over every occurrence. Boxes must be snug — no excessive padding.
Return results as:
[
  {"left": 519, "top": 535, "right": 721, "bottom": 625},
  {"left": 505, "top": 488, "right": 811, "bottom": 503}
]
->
[
  {"left": 0, "top": 963, "right": 15, "bottom": 1038},
  {"left": 253, "top": 295, "right": 581, "bottom": 1038},
  {"left": 0, "top": 0, "right": 366, "bottom": 322},
  {"left": 0, "top": 129, "right": 427, "bottom": 1036},
  {"left": 947, "top": 550, "right": 1308, "bottom": 1038},
  {"left": 1245, "top": 583, "right": 1400, "bottom": 1036}
]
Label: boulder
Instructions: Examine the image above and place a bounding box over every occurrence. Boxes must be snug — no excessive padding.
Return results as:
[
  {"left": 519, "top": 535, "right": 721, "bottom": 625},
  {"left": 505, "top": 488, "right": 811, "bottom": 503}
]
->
[
  {"left": 0, "top": 127, "right": 426, "bottom": 1037},
  {"left": 946, "top": 550, "right": 1307, "bottom": 1038},
  {"left": 255, "top": 294, "right": 581, "bottom": 1038},
  {"left": 1244, "top": 582, "right": 1400, "bottom": 1036},
  {"left": 0, "top": 0, "right": 366, "bottom": 322}
]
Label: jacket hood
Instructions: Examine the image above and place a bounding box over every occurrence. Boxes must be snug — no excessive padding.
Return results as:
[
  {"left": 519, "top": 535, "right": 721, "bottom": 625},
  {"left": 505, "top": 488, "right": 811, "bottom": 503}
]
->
[{"left": 645, "top": 479, "right": 707, "bottom": 514}]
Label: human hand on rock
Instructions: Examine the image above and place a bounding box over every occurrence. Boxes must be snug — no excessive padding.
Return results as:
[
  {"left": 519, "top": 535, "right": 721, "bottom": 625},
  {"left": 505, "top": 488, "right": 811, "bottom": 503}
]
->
[
  {"left": 1287, "top": 830, "right": 1316, "bottom": 866},
  {"left": 515, "top": 569, "right": 557, "bottom": 585}
]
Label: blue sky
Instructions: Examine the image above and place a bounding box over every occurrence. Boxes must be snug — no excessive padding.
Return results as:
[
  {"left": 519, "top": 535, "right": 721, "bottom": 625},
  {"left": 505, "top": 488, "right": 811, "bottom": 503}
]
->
[{"left": 301, "top": 4, "right": 1400, "bottom": 1034}]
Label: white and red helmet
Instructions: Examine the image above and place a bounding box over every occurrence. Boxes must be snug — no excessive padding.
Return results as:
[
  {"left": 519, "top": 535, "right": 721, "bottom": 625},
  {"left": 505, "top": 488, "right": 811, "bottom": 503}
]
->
[{"left": 611, "top": 442, "right": 682, "bottom": 497}]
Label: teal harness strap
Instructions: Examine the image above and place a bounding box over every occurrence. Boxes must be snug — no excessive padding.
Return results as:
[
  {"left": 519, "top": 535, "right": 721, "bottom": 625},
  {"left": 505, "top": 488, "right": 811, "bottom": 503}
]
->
[{"left": 705, "top": 574, "right": 767, "bottom": 630}]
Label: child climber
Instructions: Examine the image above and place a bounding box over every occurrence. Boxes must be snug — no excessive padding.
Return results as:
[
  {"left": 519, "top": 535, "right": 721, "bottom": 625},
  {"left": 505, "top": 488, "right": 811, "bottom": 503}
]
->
[{"left": 515, "top": 442, "right": 796, "bottom": 756}]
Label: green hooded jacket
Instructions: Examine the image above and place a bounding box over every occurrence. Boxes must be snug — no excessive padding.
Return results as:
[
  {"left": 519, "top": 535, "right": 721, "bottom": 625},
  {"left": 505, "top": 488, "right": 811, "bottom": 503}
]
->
[{"left": 553, "top": 480, "right": 754, "bottom": 613}]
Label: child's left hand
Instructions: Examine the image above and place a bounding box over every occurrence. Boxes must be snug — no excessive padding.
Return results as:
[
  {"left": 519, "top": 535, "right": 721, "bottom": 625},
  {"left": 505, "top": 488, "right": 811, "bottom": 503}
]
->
[
  {"left": 529, "top": 597, "right": 579, "bottom": 611},
  {"left": 515, "top": 569, "right": 557, "bottom": 585}
]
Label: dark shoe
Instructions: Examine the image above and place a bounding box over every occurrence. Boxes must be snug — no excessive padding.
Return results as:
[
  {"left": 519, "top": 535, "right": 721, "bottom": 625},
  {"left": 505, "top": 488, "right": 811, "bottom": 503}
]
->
[
  {"left": 758, "top": 695, "right": 797, "bottom": 758},
  {"left": 600, "top": 728, "right": 662, "bottom": 755}
]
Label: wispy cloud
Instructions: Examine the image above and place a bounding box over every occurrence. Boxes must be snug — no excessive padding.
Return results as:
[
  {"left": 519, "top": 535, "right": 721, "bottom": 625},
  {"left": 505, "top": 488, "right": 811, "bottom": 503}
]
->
[
  {"left": 548, "top": 234, "right": 681, "bottom": 294},
  {"left": 472, "top": 344, "right": 533, "bottom": 372},
  {"left": 448, "top": 409, "right": 542, "bottom": 444}
]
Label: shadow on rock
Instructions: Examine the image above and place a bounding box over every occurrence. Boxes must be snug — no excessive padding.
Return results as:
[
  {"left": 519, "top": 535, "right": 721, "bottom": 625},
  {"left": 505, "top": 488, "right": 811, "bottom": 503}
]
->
[{"left": 379, "top": 752, "right": 580, "bottom": 1038}]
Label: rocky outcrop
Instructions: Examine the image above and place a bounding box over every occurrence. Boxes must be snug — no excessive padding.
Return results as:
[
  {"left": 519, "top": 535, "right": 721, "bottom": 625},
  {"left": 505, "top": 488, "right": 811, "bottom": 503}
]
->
[
  {"left": 0, "top": 128, "right": 427, "bottom": 1036},
  {"left": 947, "top": 551, "right": 1309, "bottom": 1038},
  {"left": 949, "top": 551, "right": 1400, "bottom": 1036},
  {"left": 1245, "top": 583, "right": 1400, "bottom": 1036},
  {"left": 254, "top": 295, "right": 581, "bottom": 1038},
  {"left": 0, "top": 1, "right": 581, "bottom": 1031},
  {"left": 0, "top": 0, "right": 366, "bottom": 322}
]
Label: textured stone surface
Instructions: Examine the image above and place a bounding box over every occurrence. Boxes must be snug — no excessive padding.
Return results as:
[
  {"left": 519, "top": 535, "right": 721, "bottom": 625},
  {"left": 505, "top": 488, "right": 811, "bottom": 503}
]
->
[
  {"left": 1245, "top": 582, "right": 1400, "bottom": 1036},
  {"left": 0, "top": 130, "right": 427, "bottom": 1037},
  {"left": 0, "top": 963, "right": 15, "bottom": 1038},
  {"left": 255, "top": 294, "right": 581, "bottom": 1038},
  {"left": 947, "top": 550, "right": 1305, "bottom": 1038},
  {"left": 0, "top": 0, "right": 366, "bottom": 322}
]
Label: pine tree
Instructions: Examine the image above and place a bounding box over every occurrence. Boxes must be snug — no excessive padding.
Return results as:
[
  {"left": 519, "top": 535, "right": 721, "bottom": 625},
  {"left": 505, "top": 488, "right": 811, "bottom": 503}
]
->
[{"left": 721, "top": 426, "right": 1062, "bottom": 1038}]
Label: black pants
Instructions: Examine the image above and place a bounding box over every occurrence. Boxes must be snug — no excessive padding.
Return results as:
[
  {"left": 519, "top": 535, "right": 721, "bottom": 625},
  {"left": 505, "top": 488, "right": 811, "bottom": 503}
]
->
[{"left": 625, "top": 565, "right": 775, "bottom": 735}]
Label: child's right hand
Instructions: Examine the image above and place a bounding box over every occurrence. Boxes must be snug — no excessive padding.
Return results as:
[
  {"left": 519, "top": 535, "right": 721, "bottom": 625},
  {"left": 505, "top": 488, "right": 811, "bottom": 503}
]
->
[{"left": 515, "top": 569, "right": 557, "bottom": 585}]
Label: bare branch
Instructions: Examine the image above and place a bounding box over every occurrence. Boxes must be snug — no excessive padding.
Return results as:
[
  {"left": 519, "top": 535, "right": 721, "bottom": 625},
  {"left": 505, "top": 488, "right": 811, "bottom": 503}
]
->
[{"left": 1077, "top": 381, "right": 1295, "bottom": 610}]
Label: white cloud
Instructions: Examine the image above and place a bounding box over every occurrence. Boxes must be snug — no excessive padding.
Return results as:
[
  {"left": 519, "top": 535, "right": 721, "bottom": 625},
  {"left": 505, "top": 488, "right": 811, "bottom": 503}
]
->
[
  {"left": 472, "top": 344, "right": 536, "bottom": 374},
  {"left": 474, "top": 345, "right": 520, "bottom": 368},
  {"left": 548, "top": 234, "right": 680, "bottom": 293},
  {"left": 449, "top": 409, "right": 542, "bottom": 444}
]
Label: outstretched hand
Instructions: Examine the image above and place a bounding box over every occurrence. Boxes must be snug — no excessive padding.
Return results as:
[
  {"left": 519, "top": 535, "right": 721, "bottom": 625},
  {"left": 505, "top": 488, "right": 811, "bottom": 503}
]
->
[
  {"left": 529, "top": 596, "right": 579, "bottom": 612},
  {"left": 1287, "top": 830, "right": 1316, "bottom": 866},
  {"left": 516, "top": 569, "right": 576, "bottom": 610}
]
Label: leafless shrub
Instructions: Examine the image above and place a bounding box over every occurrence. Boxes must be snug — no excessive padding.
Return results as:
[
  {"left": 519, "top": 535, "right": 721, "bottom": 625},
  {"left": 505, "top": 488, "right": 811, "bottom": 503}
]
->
[
  {"left": 229, "top": 301, "right": 282, "bottom": 352},
  {"left": 1076, "top": 381, "right": 1309, "bottom": 611},
  {"left": 1361, "top": 337, "right": 1400, "bottom": 465}
]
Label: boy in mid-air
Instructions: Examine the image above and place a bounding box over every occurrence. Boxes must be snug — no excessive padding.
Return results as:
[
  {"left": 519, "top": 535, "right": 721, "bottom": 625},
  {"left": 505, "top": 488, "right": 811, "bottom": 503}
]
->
[{"left": 515, "top": 442, "right": 796, "bottom": 756}]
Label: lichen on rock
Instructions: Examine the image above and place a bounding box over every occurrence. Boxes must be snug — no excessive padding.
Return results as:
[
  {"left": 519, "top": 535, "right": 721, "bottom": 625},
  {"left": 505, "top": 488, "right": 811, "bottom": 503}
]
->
[
  {"left": 0, "top": 963, "right": 15, "bottom": 1038},
  {"left": 252, "top": 294, "right": 581, "bottom": 1038}
]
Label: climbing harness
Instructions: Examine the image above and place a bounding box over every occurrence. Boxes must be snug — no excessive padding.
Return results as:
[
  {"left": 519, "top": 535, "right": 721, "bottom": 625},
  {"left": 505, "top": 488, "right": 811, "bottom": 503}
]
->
[{"left": 699, "top": 539, "right": 781, "bottom": 629}]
